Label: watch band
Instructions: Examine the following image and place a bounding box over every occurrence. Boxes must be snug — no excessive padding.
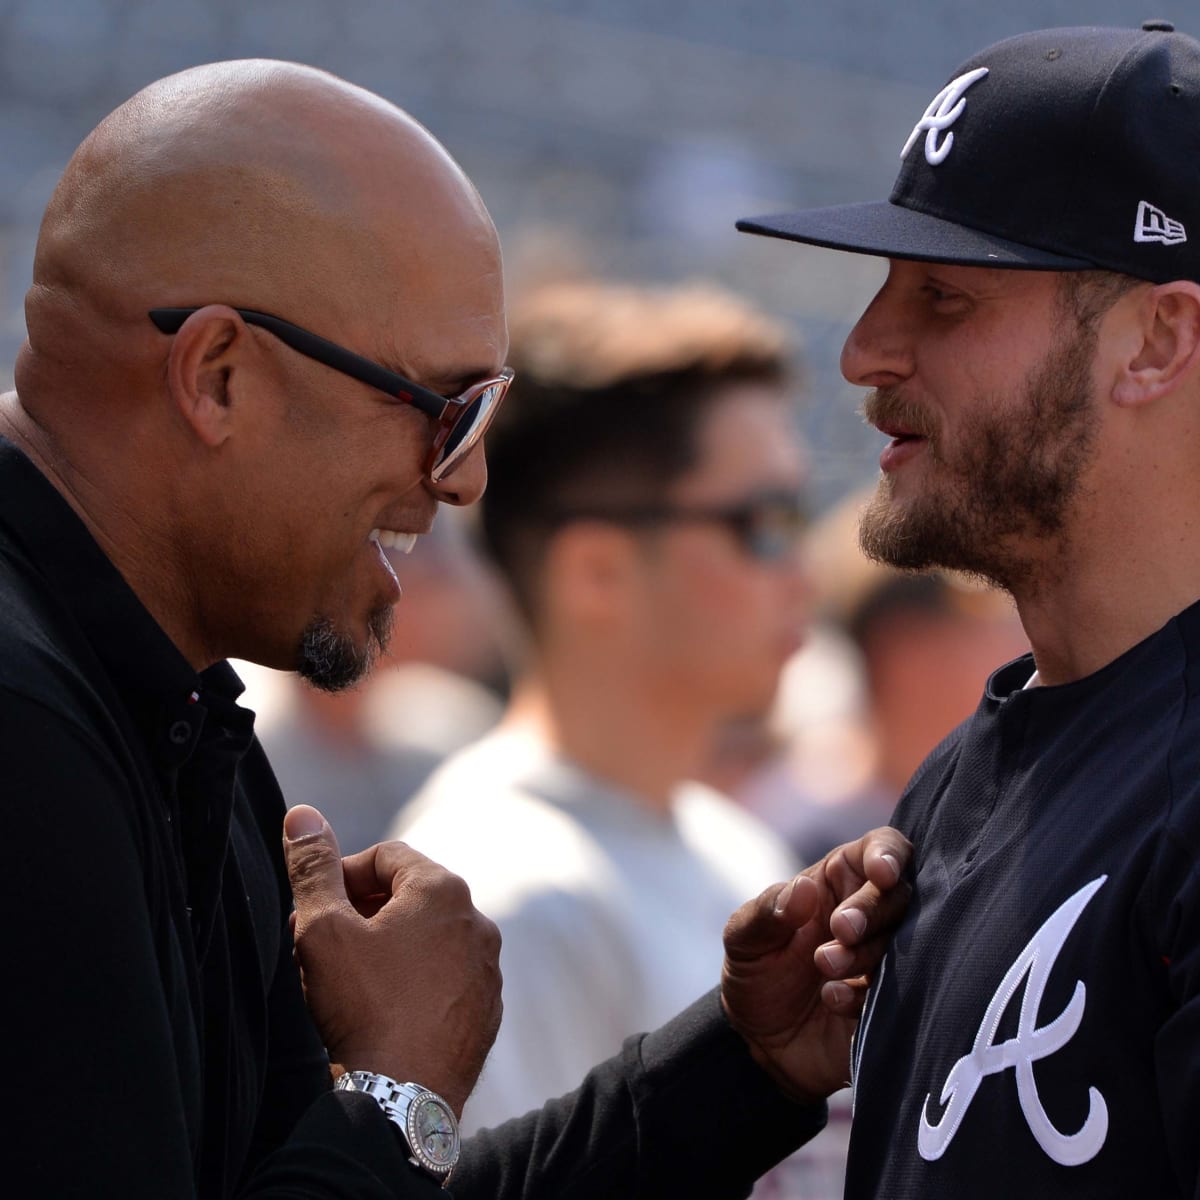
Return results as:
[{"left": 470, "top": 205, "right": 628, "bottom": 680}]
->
[{"left": 335, "top": 1070, "right": 461, "bottom": 1182}]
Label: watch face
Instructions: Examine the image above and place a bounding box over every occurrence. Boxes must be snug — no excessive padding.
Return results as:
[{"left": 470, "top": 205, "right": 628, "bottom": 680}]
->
[{"left": 410, "top": 1095, "right": 459, "bottom": 1170}]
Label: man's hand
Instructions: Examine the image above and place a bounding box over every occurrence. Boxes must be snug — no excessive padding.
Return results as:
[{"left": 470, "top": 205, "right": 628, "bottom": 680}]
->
[
  {"left": 721, "top": 826, "right": 911, "bottom": 1106},
  {"left": 283, "top": 804, "right": 502, "bottom": 1116}
]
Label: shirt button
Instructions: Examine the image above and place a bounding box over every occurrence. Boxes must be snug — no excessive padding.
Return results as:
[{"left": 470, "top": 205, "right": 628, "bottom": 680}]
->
[{"left": 169, "top": 720, "right": 192, "bottom": 745}]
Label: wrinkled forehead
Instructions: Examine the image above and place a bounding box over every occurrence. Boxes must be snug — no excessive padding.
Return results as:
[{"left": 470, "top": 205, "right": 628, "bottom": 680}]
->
[
  {"left": 275, "top": 139, "right": 508, "bottom": 388},
  {"left": 370, "top": 220, "right": 508, "bottom": 390}
]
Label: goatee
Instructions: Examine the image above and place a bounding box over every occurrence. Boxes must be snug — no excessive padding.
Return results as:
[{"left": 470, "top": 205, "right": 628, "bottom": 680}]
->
[{"left": 295, "top": 604, "right": 394, "bottom": 693}]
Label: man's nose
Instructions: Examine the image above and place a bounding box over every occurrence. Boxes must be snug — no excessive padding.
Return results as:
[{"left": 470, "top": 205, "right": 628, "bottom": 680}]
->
[
  {"left": 427, "top": 440, "right": 488, "bottom": 508},
  {"left": 840, "top": 276, "right": 916, "bottom": 389}
]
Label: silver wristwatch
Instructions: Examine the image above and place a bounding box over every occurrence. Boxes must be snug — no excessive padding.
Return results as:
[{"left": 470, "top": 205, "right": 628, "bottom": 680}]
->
[{"left": 335, "top": 1070, "right": 461, "bottom": 1183}]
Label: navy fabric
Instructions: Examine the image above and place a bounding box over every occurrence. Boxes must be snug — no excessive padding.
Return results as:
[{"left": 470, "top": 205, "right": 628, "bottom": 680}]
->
[{"left": 846, "top": 604, "right": 1200, "bottom": 1197}]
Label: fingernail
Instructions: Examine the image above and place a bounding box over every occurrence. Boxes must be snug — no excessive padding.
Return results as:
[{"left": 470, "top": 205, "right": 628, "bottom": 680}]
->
[
  {"left": 821, "top": 943, "right": 854, "bottom": 974},
  {"left": 838, "top": 907, "right": 867, "bottom": 940},
  {"left": 284, "top": 805, "right": 325, "bottom": 841},
  {"left": 822, "top": 979, "right": 854, "bottom": 1010},
  {"left": 773, "top": 877, "right": 797, "bottom": 917},
  {"left": 881, "top": 852, "right": 901, "bottom": 884}
]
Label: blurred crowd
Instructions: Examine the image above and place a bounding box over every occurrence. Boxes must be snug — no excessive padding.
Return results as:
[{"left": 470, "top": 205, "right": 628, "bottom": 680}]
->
[{"left": 234, "top": 275, "right": 1028, "bottom": 1200}]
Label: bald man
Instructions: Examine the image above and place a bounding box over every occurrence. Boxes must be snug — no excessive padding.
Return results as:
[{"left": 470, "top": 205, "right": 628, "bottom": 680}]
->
[{"left": 0, "top": 61, "right": 908, "bottom": 1198}]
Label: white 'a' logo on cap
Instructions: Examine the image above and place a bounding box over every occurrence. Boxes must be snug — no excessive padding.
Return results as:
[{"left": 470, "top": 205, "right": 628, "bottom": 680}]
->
[{"left": 901, "top": 67, "right": 989, "bottom": 166}]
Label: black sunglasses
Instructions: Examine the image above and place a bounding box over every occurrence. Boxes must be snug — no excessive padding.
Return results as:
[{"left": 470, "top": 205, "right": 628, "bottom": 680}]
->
[
  {"left": 545, "top": 491, "right": 809, "bottom": 563},
  {"left": 148, "top": 307, "right": 513, "bottom": 483}
]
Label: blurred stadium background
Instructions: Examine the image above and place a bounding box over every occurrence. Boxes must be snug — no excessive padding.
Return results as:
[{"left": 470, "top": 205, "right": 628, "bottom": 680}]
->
[{"left": 0, "top": 0, "right": 1176, "bottom": 505}]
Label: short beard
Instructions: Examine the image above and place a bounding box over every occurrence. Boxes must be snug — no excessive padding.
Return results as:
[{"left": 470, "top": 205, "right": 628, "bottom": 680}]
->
[
  {"left": 859, "top": 313, "right": 1099, "bottom": 593},
  {"left": 295, "top": 605, "right": 394, "bottom": 693}
]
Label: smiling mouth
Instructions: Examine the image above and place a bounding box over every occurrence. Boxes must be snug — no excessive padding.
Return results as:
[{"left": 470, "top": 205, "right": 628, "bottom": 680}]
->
[{"left": 369, "top": 528, "right": 418, "bottom": 554}]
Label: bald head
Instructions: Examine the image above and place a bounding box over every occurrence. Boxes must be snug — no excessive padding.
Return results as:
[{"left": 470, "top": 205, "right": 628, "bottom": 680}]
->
[
  {"left": 4, "top": 60, "right": 507, "bottom": 677},
  {"left": 17, "top": 59, "right": 500, "bottom": 414}
]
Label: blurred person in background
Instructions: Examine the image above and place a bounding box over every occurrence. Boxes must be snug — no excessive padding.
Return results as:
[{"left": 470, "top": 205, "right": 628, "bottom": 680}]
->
[
  {"left": 393, "top": 280, "right": 811, "bottom": 1135},
  {"left": 251, "top": 511, "right": 508, "bottom": 853}
]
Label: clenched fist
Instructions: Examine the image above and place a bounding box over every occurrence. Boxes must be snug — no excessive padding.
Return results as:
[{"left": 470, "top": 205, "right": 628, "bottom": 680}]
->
[{"left": 283, "top": 804, "right": 503, "bottom": 1116}]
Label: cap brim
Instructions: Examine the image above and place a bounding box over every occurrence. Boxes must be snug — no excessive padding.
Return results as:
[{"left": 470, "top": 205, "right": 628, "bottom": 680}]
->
[{"left": 737, "top": 200, "right": 1096, "bottom": 270}]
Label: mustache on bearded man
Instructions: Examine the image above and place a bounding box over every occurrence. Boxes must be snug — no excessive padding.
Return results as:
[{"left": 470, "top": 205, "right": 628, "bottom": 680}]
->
[{"left": 862, "top": 388, "right": 941, "bottom": 443}]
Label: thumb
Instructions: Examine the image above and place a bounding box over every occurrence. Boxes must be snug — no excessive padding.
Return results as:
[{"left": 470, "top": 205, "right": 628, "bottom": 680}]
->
[
  {"left": 724, "top": 874, "right": 820, "bottom": 962},
  {"left": 283, "top": 805, "right": 348, "bottom": 918}
]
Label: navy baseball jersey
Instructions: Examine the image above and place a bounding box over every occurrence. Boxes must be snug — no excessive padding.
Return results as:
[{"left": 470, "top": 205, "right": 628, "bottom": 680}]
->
[{"left": 845, "top": 600, "right": 1200, "bottom": 1198}]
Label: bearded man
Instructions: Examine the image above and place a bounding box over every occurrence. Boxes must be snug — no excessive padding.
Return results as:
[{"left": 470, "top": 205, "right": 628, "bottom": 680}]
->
[{"left": 740, "top": 20, "right": 1200, "bottom": 1199}]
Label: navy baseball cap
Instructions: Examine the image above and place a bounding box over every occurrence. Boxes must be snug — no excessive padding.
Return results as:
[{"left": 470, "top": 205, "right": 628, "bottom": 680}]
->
[{"left": 738, "top": 21, "right": 1200, "bottom": 284}]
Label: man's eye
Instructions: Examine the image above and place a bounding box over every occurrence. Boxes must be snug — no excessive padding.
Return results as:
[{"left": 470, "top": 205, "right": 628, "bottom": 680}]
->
[{"left": 923, "top": 284, "right": 968, "bottom": 309}]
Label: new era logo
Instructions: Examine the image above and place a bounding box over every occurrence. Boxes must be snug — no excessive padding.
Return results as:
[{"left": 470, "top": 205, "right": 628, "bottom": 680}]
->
[{"left": 1134, "top": 200, "right": 1187, "bottom": 246}]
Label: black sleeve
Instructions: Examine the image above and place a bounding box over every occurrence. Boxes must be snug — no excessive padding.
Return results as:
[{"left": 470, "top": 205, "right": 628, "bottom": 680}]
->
[
  {"left": 451, "top": 989, "right": 828, "bottom": 1199},
  {"left": 247, "top": 990, "right": 826, "bottom": 1200}
]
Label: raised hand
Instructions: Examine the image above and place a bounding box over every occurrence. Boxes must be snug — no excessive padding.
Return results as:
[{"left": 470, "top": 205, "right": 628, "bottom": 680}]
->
[
  {"left": 283, "top": 804, "right": 503, "bottom": 1116},
  {"left": 721, "top": 826, "right": 911, "bottom": 1106}
]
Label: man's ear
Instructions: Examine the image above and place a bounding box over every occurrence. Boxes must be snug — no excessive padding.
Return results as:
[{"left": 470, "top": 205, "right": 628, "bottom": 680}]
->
[
  {"left": 546, "top": 522, "right": 638, "bottom": 628},
  {"left": 163, "top": 305, "right": 256, "bottom": 446},
  {"left": 1112, "top": 281, "right": 1200, "bottom": 409}
]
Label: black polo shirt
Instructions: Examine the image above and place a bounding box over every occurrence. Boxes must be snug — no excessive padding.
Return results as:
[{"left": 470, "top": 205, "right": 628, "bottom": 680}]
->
[
  {"left": 0, "top": 436, "right": 823, "bottom": 1197},
  {"left": 0, "top": 437, "right": 437, "bottom": 1194}
]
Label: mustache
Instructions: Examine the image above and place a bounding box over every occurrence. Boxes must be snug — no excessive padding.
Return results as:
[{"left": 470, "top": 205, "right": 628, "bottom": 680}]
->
[{"left": 862, "top": 388, "right": 940, "bottom": 440}]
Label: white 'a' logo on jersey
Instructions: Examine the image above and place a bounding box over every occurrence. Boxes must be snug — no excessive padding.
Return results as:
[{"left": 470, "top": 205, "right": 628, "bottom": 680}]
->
[
  {"left": 901, "top": 67, "right": 989, "bottom": 166},
  {"left": 918, "top": 875, "right": 1109, "bottom": 1167}
]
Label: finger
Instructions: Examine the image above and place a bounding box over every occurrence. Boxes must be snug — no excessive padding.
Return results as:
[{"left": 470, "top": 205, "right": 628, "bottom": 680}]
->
[
  {"left": 816, "top": 929, "right": 895, "bottom": 980},
  {"left": 820, "top": 975, "right": 871, "bottom": 1017},
  {"left": 341, "top": 839, "right": 445, "bottom": 904},
  {"left": 844, "top": 826, "right": 911, "bottom": 888},
  {"left": 283, "top": 805, "right": 349, "bottom": 919},
  {"left": 862, "top": 825, "right": 911, "bottom": 888},
  {"left": 829, "top": 874, "right": 912, "bottom": 947},
  {"left": 824, "top": 826, "right": 911, "bottom": 902},
  {"left": 775, "top": 872, "right": 822, "bottom": 926},
  {"left": 724, "top": 874, "right": 821, "bottom": 961}
]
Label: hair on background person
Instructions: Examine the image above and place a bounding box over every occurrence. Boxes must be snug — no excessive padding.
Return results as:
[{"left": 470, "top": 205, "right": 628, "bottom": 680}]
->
[{"left": 479, "top": 280, "right": 800, "bottom": 622}]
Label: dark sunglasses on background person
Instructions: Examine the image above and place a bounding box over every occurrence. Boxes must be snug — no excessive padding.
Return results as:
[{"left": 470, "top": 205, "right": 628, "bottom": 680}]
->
[
  {"left": 148, "top": 307, "right": 514, "bottom": 483},
  {"left": 545, "top": 490, "right": 810, "bottom": 563}
]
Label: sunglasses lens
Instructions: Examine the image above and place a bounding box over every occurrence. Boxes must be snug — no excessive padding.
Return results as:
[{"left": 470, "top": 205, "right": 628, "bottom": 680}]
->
[
  {"left": 439, "top": 393, "right": 485, "bottom": 462},
  {"left": 742, "top": 502, "right": 808, "bottom": 561},
  {"left": 430, "top": 376, "right": 510, "bottom": 482}
]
